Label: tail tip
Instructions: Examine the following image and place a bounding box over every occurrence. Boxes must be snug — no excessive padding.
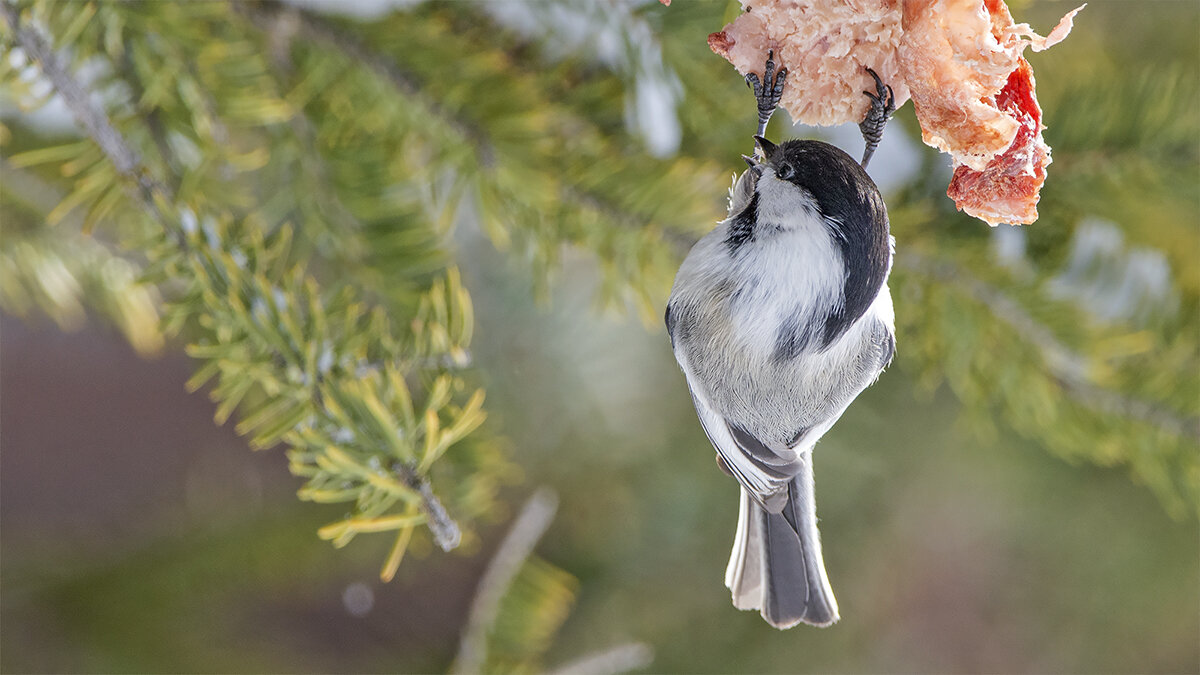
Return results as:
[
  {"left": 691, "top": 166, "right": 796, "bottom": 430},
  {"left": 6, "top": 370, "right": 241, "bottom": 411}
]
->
[{"left": 762, "top": 603, "right": 840, "bottom": 629}]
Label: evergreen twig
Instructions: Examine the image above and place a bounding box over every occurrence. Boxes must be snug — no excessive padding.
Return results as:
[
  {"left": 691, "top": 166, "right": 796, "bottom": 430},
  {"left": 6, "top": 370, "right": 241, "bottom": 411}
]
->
[
  {"left": 396, "top": 462, "right": 461, "bottom": 552},
  {"left": 237, "top": 0, "right": 700, "bottom": 255},
  {"left": 3, "top": 0, "right": 469, "bottom": 553},
  {"left": 0, "top": 2, "right": 178, "bottom": 244},
  {"left": 235, "top": 1, "right": 497, "bottom": 168},
  {"left": 896, "top": 251, "right": 1200, "bottom": 442}
]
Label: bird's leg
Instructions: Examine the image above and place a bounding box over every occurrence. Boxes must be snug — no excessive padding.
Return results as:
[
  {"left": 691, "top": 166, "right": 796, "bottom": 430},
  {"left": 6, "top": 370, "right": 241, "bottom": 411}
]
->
[
  {"left": 745, "top": 49, "right": 788, "bottom": 141},
  {"left": 859, "top": 66, "right": 896, "bottom": 169}
]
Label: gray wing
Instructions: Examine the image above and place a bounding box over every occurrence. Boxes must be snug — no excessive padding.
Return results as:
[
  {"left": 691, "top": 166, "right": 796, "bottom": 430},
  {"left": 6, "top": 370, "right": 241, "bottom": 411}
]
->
[
  {"left": 676, "top": 341, "right": 802, "bottom": 513},
  {"left": 687, "top": 383, "right": 798, "bottom": 513},
  {"left": 785, "top": 315, "right": 894, "bottom": 449},
  {"left": 676, "top": 316, "right": 895, "bottom": 513}
]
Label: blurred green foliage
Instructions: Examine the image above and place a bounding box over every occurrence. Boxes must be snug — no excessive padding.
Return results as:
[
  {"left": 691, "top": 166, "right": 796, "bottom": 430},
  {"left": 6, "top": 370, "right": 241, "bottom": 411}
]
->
[{"left": 1, "top": 0, "right": 1197, "bottom": 672}]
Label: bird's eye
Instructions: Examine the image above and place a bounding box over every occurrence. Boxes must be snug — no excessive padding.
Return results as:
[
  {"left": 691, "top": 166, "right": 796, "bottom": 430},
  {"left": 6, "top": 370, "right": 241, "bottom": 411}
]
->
[{"left": 775, "top": 162, "right": 796, "bottom": 180}]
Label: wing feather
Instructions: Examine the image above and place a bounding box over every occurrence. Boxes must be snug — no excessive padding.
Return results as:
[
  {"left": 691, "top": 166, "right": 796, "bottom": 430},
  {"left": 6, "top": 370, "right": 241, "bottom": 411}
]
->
[{"left": 678, "top": 350, "right": 800, "bottom": 513}]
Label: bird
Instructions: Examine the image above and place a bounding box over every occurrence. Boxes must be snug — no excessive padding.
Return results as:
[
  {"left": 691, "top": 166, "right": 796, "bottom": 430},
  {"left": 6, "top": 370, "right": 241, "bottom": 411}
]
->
[{"left": 665, "top": 52, "right": 896, "bottom": 628}]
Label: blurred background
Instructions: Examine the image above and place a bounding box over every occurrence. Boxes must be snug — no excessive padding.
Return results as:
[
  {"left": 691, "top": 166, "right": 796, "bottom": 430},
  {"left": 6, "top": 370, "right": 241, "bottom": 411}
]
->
[{"left": 1, "top": 1, "right": 1197, "bottom": 673}]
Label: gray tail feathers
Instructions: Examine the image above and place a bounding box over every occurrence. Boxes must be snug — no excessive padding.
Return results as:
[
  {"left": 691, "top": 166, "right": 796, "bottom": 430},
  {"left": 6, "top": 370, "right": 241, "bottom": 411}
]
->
[{"left": 724, "top": 454, "right": 839, "bottom": 628}]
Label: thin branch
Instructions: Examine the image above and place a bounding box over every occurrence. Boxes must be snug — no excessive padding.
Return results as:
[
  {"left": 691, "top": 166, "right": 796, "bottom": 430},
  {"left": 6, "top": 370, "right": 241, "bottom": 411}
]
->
[
  {"left": 395, "top": 462, "right": 461, "bottom": 552},
  {"left": 453, "top": 487, "right": 559, "bottom": 675},
  {"left": 659, "top": 223, "right": 1197, "bottom": 440},
  {"left": 896, "top": 251, "right": 1200, "bottom": 441},
  {"left": 1, "top": 2, "right": 183, "bottom": 248},
  {"left": 898, "top": 251, "right": 1090, "bottom": 380},
  {"left": 1058, "top": 372, "right": 1200, "bottom": 441},
  {"left": 3, "top": 6, "right": 138, "bottom": 177}
]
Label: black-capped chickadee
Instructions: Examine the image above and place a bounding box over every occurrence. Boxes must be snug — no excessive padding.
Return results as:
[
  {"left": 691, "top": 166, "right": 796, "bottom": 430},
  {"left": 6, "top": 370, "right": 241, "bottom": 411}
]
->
[{"left": 665, "top": 54, "right": 896, "bottom": 628}]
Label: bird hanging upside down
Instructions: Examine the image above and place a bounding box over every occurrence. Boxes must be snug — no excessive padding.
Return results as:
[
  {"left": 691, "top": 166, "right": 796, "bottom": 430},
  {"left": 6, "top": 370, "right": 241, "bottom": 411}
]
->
[{"left": 665, "top": 51, "right": 896, "bottom": 628}]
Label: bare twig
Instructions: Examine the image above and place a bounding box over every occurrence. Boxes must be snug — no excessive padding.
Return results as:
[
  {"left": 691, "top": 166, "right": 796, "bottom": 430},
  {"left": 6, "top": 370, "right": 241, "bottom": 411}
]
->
[
  {"left": 545, "top": 643, "right": 655, "bottom": 675},
  {"left": 453, "top": 487, "right": 559, "bottom": 675}
]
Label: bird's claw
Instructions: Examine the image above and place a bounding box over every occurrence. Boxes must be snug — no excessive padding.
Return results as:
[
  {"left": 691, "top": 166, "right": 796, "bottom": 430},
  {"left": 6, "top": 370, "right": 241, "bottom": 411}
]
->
[
  {"left": 859, "top": 66, "right": 896, "bottom": 169},
  {"left": 746, "top": 49, "right": 787, "bottom": 139}
]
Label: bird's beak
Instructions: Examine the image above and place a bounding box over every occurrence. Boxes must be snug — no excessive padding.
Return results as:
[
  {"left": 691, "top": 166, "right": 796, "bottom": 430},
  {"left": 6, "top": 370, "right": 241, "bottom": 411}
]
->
[{"left": 754, "top": 135, "right": 778, "bottom": 161}]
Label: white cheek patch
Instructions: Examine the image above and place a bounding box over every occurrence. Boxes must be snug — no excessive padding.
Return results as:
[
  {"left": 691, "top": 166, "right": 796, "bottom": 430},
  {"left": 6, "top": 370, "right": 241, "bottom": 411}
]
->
[{"left": 755, "top": 171, "right": 820, "bottom": 226}]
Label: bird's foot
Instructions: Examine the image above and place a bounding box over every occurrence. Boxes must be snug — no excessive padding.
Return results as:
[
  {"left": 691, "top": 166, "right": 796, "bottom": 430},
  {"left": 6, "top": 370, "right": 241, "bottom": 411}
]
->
[
  {"left": 859, "top": 66, "right": 895, "bottom": 169},
  {"left": 745, "top": 49, "right": 788, "bottom": 139}
]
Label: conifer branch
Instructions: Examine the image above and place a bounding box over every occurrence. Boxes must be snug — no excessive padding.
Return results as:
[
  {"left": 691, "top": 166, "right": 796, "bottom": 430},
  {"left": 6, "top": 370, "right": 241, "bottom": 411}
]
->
[
  {"left": 235, "top": 1, "right": 496, "bottom": 168},
  {"left": 254, "top": 10, "right": 365, "bottom": 258},
  {"left": 564, "top": 184, "right": 698, "bottom": 254},
  {"left": 1, "top": 2, "right": 186, "bottom": 249},
  {"left": 1, "top": 157, "right": 165, "bottom": 354},
  {"left": 116, "top": 49, "right": 180, "bottom": 191},
  {"left": 659, "top": 208, "right": 1196, "bottom": 443},
  {"left": 396, "top": 462, "right": 461, "bottom": 552},
  {"left": 5, "top": 0, "right": 471, "bottom": 554},
  {"left": 236, "top": 0, "right": 701, "bottom": 255},
  {"left": 896, "top": 251, "right": 1200, "bottom": 442},
  {"left": 1, "top": 156, "right": 76, "bottom": 218}
]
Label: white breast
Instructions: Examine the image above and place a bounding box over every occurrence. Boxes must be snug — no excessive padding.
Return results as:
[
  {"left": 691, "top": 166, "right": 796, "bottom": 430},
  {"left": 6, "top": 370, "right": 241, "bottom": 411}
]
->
[{"left": 725, "top": 172, "right": 845, "bottom": 360}]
